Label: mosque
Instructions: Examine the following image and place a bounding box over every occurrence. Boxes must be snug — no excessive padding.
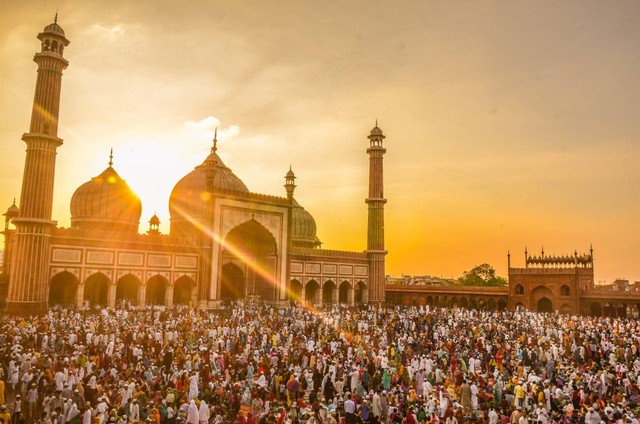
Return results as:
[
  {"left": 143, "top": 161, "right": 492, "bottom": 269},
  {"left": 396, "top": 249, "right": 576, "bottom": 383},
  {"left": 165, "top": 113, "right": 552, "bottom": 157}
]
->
[
  {"left": 3, "top": 19, "right": 639, "bottom": 317},
  {"left": 0, "top": 19, "right": 387, "bottom": 314}
]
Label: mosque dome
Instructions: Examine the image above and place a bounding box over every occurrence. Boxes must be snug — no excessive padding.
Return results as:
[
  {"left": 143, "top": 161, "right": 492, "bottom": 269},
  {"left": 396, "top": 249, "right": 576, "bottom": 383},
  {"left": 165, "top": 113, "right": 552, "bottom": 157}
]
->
[
  {"left": 369, "top": 125, "right": 383, "bottom": 137},
  {"left": 4, "top": 200, "right": 19, "bottom": 220},
  {"left": 149, "top": 213, "right": 160, "bottom": 226},
  {"left": 169, "top": 149, "right": 249, "bottom": 235},
  {"left": 70, "top": 163, "right": 142, "bottom": 233},
  {"left": 291, "top": 199, "right": 321, "bottom": 248},
  {"left": 43, "top": 22, "right": 65, "bottom": 36}
]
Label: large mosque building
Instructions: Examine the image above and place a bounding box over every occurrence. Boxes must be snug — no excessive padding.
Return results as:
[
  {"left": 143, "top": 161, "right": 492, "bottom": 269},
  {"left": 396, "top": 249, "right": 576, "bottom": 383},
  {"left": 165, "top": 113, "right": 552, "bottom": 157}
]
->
[
  {"left": 4, "top": 19, "right": 639, "bottom": 318},
  {"left": 0, "top": 19, "right": 387, "bottom": 314}
]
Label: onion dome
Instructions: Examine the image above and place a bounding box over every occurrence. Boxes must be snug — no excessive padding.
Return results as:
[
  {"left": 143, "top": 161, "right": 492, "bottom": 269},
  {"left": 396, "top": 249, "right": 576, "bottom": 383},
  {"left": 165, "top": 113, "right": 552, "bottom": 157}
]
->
[
  {"left": 70, "top": 152, "right": 142, "bottom": 233},
  {"left": 149, "top": 213, "right": 160, "bottom": 226},
  {"left": 43, "top": 21, "right": 65, "bottom": 37},
  {"left": 369, "top": 125, "right": 383, "bottom": 137},
  {"left": 291, "top": 199, "right": 321, "bottom": 248},
  {"left": 3, "top": 199, "right": 19, "bottom": 221},
  {"left": 169, "top": 140, "right": 249, "bottom": 236}
]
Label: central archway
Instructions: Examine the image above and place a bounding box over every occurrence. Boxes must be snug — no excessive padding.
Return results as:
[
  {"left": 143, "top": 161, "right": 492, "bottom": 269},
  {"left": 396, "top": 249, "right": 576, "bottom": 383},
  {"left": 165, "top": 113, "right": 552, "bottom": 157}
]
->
[
  {"left": 220, "top": 262, "right": 245, "bottom": 300},
  {"left": 530, "top": 285, "right": 554, "bottom": 313},
  {"left": 537, "top": 297, "right": 553, "bottom": 313},
  {"left": 222, "top": 219, "right": 278, "bottom": 302}
]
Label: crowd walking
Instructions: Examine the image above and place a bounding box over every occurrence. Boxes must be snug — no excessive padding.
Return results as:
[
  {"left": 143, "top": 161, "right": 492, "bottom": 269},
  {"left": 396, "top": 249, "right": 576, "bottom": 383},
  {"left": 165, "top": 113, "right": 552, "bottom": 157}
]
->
[{"left": 0, "top": 302, "right": 639, "bottom": 424}]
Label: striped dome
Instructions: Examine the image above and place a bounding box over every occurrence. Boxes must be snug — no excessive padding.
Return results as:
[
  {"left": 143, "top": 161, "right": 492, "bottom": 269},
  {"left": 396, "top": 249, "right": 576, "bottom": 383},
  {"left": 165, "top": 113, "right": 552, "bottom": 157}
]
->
[{"left": 70, "top": 166, "right": 142, "bottom": 233}]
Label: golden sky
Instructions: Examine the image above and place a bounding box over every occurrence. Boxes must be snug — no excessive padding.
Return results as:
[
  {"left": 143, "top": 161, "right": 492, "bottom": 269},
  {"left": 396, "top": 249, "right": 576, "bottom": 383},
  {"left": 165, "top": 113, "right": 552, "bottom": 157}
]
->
[{"left": 1, "top": 1, "right": 639, "bottom": 284}]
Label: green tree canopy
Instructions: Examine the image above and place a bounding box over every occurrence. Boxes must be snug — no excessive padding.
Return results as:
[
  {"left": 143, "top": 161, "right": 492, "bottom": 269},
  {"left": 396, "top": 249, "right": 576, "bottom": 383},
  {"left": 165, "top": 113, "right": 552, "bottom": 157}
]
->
[{"left": 457, "top": 263, "right": 507, "bottom": 287}]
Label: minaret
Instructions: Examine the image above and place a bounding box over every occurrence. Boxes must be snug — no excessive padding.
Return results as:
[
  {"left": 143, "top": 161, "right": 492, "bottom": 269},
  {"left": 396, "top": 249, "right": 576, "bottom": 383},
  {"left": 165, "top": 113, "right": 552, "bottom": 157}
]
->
[
  {"left": 5, "top": 18, "right": 70, "bottom": 315},
  {"left": 366, "top": 123, "right": 387, "bottom": 305}
]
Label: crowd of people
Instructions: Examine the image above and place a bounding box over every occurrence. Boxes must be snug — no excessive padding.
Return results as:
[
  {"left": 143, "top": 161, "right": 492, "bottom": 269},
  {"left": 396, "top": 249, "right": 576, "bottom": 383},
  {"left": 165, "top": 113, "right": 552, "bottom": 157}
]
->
[{"left": 0, "top": 302, "right": 639, "bottom": 424}]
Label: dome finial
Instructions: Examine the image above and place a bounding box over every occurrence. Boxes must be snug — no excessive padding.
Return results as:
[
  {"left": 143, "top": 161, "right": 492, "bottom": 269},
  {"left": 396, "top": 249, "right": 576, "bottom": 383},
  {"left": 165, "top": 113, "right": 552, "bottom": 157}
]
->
[
  {"left": 108, "top": 148, "right": 113, "bottom": 167},
  {"left": 211, "top": 127, "right": 218, "bottom": 154},
  {"left": 54, "top": 11, "right": 58, "bottom": 24}
]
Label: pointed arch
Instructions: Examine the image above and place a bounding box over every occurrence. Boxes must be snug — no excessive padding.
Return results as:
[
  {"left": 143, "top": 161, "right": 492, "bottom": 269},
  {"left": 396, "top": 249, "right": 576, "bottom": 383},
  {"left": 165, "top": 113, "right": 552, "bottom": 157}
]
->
[
  {"left": 84, "top": 272, "right": 110, "bottom": 306},
  {"left": 223, "top": 219, "right": 278, "bottom": 302},
  {"left": 322, "top": 280, "right": 337, "bottom": 305},
  {"left": 355, "top": 280, "right": 368, "bottom": 304},
  {"left": 116, "top": 273, "right": 141, "bottom": 306},
  {"left": 146, "top": 274, "right": 169, "bottom": 305},
  {"left": 338, "top": 281, "right": 351, "bottom": 304},
  {"left": 537, "top": 297, "right": 553, "bottom": 313},
  {"left": 288, "top": 279, "right": 303, "bottom": 302},
  {"left": 305, "top": 280, "right": 321, "bottom": 306},
  {"left": 173, "top": 275, "right": 196, "bottom": 306},
  {"left": 49, "top": 271, "right": 78, "bottom": 306}
]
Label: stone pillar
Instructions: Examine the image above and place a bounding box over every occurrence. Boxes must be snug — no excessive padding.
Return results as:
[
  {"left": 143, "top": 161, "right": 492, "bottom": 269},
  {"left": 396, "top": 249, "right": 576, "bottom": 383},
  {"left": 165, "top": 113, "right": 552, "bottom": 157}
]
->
[
  {"left": 347, "top": 286, "right": 355, "bottom": 306},
  {"left": 107, "top": 284, "right": 117, "bottom": 309},
  {"left": 76, "top": 284, "right": 85, "bottom": 309},
  {"left": 138, "top": 285, "right": 146, "bottom": 307},
  {"left": 166, "top": 285, "right": 174, "bottom": 308}
]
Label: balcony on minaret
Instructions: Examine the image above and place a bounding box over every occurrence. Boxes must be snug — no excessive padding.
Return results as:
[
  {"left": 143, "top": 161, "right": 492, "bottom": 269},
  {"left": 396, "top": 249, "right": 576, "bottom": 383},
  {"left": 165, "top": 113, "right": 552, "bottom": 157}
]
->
[
  {"left": 368, "top": 125, "right": 385, "bottom": 148},
  {"left": 38, "top": 17, "right": 70, "bottom": 57}
]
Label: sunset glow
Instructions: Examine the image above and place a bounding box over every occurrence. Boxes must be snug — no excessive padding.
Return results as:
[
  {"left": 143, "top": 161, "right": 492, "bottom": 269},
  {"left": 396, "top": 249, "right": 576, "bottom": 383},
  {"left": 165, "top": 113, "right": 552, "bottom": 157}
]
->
[{"left": 1, "top": 2, "right": 639, "bottom": 284}]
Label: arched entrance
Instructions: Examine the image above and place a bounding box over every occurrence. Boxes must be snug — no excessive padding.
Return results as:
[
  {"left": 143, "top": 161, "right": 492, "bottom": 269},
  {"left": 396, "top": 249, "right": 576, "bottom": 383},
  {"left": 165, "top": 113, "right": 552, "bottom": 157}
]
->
[
  {"left": 322, "top": 280, "right": 337, "bottom": 305},
  {"left": 537, "top": 297, "right": 553, "bottom": 313},
  {"left": 530, "top": 286, "right": 554, "bottom": 313},
  {"left": 590, "top": 302, "right": 602, "bottom": 316},
  {"left": 354, "top": 281, "right": 368, "bottom": 304},
  {"left": 222, "top": 219, "right": 278, "bottom": 302},
  {"left": 173, "top": 276, "right": 196, "bottom": 305},
  {"left": 288, "top": 279, "right": 303, "bottom": 302},
  {"left": 220, "top": 262, "right": 245, "bottom": 300},
  {"left": 305, "top": 280, "right": 321, "bottom": 306},
  {"left": 338, "top": 281, "right": 350, "bottom": 304},
  {"left": 49, "top": 272, "right": 78, "bottom": 306},
  {"left": 116, "top": 274, "right": 141, "bottom": 306},
  {"left": 146, "top": 275, "right": 168, "bottom": 305},
  {"left": 84, "top": 273, "right": 109, "bottom": 306}
]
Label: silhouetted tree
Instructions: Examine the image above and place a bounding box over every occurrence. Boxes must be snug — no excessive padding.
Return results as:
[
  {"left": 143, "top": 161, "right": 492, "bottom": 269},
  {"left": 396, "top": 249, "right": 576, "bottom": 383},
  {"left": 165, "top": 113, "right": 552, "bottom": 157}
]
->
[{"left": 457, "top": 263, "right": 507, "bottom": 287}]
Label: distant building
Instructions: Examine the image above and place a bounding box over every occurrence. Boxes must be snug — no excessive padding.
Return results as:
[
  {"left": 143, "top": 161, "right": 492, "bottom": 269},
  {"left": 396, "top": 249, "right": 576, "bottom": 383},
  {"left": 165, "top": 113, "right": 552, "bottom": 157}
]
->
[{"left": 386, "top": 275, "right": 455, "bottom": 286}]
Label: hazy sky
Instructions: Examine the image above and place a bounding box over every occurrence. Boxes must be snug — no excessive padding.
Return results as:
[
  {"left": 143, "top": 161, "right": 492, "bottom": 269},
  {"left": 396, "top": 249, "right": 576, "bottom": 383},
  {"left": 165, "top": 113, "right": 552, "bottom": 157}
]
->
[{"left": 1, "top": 1, "right": 639, "bottom": 283}]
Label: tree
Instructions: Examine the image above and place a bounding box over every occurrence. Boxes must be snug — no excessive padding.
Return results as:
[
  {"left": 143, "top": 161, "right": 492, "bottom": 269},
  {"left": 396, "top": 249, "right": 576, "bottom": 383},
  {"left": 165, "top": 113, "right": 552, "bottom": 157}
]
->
[{"left": 457, "top": 263, "right": 507, "bottom": 287}]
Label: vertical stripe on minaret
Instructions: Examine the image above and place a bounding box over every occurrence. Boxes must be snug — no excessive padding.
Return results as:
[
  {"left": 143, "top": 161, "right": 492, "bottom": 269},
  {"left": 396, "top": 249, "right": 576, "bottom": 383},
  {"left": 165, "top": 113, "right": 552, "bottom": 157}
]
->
[
  {"left": 5, "top": 20, "right": 69, "bottom": 315},
  {"left": 366, "top": 124, "right": 387, "bottom": 305}
]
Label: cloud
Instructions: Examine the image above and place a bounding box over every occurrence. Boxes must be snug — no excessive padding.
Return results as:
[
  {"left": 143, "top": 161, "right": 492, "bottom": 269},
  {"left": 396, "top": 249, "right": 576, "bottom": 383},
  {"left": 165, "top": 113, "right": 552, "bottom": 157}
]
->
[
  {"left": 183, "top": 116, "right": 240, "bottom": 144},
  {"left": 90, "top": 24, "right": 126, "bottom": 40}
]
